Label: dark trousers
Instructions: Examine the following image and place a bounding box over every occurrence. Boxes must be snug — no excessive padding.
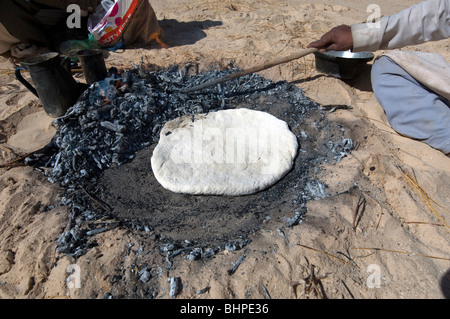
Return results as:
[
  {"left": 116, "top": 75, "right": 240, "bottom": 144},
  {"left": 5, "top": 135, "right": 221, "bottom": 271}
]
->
[
  {"left": 0, "top": 0, "right": 53, "bottom": 47},
  {"left": 0, "top": 0, "right": 87, "bottom": 50}
]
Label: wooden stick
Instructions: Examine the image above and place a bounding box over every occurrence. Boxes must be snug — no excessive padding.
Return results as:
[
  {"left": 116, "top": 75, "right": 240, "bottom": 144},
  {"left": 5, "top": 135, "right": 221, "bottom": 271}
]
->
[
  {"left": 405, "top": 221, "right": 444, "bottom": 226},
  {"left": 0, "top": 144, "right": 20, "bottom": 156},
  {"left": 352, "top": 195, "right": 366, "bottom": 232},
  {"left": 297, "top": 243, "right": 358, "bottom": 269},
  {"left": 351, "top": 247, "right": 450, "bottom": 261},
  {"left": 181, "top": 48, "right": 318, "bottom": 93},
  {"left": 396, "top": 165, "right": 450, "bottom": 233}
]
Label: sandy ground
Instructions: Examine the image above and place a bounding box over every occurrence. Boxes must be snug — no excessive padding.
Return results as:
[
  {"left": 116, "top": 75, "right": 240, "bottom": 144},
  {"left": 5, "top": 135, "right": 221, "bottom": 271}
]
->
[{"left": 0, "top": 0, "right": 449, "bottom": 299}]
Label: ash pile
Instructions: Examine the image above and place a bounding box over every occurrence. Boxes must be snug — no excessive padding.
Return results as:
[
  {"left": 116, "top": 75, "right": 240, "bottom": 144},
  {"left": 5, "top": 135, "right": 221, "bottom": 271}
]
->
[{"left": 33, "top": 63, "right": 353, "bottom": 259}]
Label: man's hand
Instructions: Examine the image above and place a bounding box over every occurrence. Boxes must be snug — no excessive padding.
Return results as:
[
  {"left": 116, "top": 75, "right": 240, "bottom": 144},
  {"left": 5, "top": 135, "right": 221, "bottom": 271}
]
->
[{"left": 307, "top": 25, "right": 353, "bottom": 52}]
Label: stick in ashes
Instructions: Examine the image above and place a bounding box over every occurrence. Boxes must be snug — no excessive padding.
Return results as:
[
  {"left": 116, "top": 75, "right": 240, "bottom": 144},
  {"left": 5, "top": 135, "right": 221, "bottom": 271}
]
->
[{"left": 227, "top": 255, "right": 246, "bottom": 276}]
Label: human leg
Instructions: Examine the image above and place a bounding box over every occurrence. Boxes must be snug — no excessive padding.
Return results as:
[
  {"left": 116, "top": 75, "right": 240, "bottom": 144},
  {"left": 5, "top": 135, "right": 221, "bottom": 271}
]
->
[
  {"left": 0, "top": 23, "right": 20, "bottom": 54},
  {"left": 371, "top": 56, "right": 450, "bottom": 154},
  {"left": 0, "top": 0, "right": 50, "bottom": 47}
]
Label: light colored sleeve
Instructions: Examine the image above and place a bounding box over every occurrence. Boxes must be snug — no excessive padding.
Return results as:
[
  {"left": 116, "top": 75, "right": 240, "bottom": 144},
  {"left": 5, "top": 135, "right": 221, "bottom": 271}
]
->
[{"left": 351, "top": 0, "right": 450, "bottom": 52}]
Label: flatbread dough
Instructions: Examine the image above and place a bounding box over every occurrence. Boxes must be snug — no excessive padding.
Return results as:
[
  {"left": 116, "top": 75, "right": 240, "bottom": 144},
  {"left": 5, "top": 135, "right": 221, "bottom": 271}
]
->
[{"left": 151, "top": 108, "right": 298, "bottom": 195}]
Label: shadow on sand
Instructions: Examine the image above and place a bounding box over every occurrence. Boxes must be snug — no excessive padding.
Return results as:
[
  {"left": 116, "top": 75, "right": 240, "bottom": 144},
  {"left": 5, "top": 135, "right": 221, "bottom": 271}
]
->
[{"left": 155, "top": 19, "right": 223, "bottom": 48}]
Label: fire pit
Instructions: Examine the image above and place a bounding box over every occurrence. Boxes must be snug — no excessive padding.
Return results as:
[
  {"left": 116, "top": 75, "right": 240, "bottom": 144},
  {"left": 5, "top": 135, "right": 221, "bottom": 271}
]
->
[{"left": 35, "top": 64, "right": 353, "bottom": 258}]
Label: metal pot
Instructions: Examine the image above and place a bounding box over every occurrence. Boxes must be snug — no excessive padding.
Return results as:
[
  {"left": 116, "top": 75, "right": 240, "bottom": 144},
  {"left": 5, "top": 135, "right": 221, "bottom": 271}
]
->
[
  {"left": 314, "top": 50, "right": 374, "bottom": 79},
  {"left": 15, "top": 52, "right": 88, "bottom": 117}
]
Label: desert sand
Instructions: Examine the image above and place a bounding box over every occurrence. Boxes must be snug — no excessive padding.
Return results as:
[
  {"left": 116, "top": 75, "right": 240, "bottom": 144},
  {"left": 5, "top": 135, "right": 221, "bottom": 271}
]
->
[{"left": 0, "top": 0, "right": 449, "bottom": 299}]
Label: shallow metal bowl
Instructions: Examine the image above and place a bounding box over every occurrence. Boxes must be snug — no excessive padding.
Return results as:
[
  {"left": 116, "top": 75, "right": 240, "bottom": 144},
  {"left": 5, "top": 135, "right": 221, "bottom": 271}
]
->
[{"left": 314, "top": 50, "right": 374, "bottom": 79}]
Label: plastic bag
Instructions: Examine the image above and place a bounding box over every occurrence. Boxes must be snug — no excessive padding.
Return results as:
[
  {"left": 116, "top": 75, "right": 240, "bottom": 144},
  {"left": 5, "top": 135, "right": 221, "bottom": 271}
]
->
[
  {"left": 87, "top": 0, "right": 115, "bottom": 31},
  {"left": 88, "top": 0, "right": 138, "bottom": 47},
  {"left": 88, "top": 0, "right": 162, "bottom": 48}
]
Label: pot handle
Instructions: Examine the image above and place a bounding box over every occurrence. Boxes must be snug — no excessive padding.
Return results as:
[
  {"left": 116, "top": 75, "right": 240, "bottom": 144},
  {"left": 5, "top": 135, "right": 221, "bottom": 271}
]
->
[
  {"left": 15, "top": 67, "right": 39, "bottom": 97},
  {"left": 60, "top": 56, "right": 71, "bottom": 73}
]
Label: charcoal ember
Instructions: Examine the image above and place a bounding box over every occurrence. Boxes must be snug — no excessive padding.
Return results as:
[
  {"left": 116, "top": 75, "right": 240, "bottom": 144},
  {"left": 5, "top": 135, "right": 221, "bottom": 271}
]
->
[
  {"left": 201, "top": 248, "right": 217, "bottom": 259},
  {"left": 285, "top": 206, "right": 307, "bottom": 228},
  {"left": 138, "top": 267, "right": 152, "bottom": 283},
  {"left": 100, "top": 121, "right": 125, "bottom": 133},
  {"left": 224, "top": 239, "right": 250, "bottom": 252},
  {"left": 37, "top": 64, "right": 353, "bottom": 258},
  {"left": 186, "top": 248, "right": 202, "bottom": 261},
  {"left": 56, "top": 225, "right": 90, "bottom": 256},
  {"left": 169, "top": 276, "right": 182, "bottom": 298},
  {"left": 159, "top": 242, "right": 177, "bottom": 253},
  {"left": 47, "top": 66, "right": 286, "bottom": 187}
]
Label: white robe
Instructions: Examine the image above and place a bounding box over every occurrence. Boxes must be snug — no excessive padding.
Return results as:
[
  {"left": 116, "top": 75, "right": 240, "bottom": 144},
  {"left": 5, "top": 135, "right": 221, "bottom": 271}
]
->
[{"left": 351, "top": 0, "right": 450, "bottom": 100}]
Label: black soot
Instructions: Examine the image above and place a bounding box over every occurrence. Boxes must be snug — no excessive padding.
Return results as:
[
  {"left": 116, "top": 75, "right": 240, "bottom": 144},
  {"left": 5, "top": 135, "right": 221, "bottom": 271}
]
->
[{"left": 31, "top": 64, "right": 353, "bottom": 258}]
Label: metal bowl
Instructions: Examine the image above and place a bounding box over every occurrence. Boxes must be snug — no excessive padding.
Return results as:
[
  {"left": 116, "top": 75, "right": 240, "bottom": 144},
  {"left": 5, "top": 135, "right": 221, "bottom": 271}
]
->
[{"left": 314, "top": 50, "right": 374, "bottom": 79}]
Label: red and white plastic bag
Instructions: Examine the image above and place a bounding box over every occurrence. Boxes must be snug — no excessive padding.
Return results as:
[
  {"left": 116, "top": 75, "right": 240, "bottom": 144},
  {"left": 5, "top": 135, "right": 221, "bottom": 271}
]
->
[
  {"left": 89, "top": 0, "right": 163, "bottom": 48},
  {"left": 88, "top": 0, "right": 139, "bottom": 47}
]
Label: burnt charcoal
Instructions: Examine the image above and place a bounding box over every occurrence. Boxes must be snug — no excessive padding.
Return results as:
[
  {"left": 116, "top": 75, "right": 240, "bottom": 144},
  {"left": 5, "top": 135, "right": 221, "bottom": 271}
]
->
[
  {"left": 285, "top": 206, "right": 307, "bottom": 228},
  {"left": 169, "top": 276, "right": 182, "bottom": 298},
  {"left": 35, "top": 64, "right": 353, "bottom": 258}
]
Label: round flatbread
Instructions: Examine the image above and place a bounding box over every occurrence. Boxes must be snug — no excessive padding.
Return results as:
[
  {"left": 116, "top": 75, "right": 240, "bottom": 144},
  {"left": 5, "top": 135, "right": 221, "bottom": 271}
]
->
[{"left": 151, "top": 108, "right": 298, "bottom": 195}]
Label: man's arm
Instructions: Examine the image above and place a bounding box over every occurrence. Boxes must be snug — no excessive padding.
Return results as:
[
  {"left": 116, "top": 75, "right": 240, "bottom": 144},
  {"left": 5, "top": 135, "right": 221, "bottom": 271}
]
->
[
  {"left": 308, "top": 0, "right": 450, "bottom": 52},
  {"left": 307, "top": 25, "right": 353, "bottom": 52},
  {"left": 352, "top": 0, "right": 450, "bottom": 52}
]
